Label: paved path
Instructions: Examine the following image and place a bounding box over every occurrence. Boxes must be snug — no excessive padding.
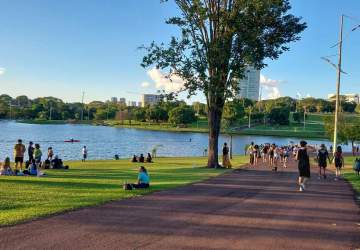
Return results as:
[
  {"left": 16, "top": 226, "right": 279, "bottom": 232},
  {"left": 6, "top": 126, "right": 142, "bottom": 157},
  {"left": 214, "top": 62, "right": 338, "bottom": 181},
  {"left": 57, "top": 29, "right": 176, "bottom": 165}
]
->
[{"left": 1, "top": 160, "right": 360, "bottom": 250}]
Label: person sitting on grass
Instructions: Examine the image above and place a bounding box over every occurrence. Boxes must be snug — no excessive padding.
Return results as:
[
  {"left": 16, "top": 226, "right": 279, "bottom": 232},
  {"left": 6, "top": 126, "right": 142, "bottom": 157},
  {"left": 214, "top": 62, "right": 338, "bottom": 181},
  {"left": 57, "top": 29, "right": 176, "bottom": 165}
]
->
[
  {"left": 132, "top": 166, "right": 150, "bottom": 189},
  {"left": 131, "top": 155, "right": 138, "bottom": 163},
  {"left": 146, "top": 153, "right": 153, "bottom": 163},
  {"left": 0, "top": 157, "right": 13, "bottom": 176},
  {"left": 139, "top": 154, "right": 145, "bottom": 163}
]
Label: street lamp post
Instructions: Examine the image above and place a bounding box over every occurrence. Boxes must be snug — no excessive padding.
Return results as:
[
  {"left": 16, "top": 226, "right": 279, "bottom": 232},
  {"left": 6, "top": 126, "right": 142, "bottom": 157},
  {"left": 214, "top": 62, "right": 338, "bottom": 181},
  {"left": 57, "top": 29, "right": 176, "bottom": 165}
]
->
[{"left": 333, "top": 15, "right": 344, "bottom": 151}]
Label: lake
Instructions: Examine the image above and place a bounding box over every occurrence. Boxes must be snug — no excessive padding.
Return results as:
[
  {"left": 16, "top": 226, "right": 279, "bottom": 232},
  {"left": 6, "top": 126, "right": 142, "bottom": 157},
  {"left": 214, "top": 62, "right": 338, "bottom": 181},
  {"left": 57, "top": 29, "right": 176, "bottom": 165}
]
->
[{"left": 0, "top": 121, "right": 335, "bottom": 161}]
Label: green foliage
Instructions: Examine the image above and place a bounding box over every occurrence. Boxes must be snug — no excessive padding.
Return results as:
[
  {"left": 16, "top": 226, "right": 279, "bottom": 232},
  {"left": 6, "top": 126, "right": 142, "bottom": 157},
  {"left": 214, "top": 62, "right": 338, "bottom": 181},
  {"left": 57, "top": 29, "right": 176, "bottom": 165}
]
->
[
  {"left": 133, "top": 108, "right": 146, "bottom": 122},
  {"left": 292, "top": 112, "right": 304, "bottom": 123},
  {"left": 0, "top": 157, "right": 247, "bottom": 226},
  {"left": 169, "top": 106, "right": 196, "bottom": 125},
  {"left": 267, "top": 107, "right": 290, "bottom": 125},
  {"left": 146, "top": 105, "right": 168, "bottom": 122},
  {"left": 223, "top": 100, "right": 245, "bottom": 126}
]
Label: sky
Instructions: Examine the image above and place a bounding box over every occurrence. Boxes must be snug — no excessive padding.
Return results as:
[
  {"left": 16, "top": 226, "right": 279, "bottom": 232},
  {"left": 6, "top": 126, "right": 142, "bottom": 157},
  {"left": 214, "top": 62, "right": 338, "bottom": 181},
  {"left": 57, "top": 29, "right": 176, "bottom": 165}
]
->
[{"left": 0, "top": 0, "right": 359, "bottom": 103}]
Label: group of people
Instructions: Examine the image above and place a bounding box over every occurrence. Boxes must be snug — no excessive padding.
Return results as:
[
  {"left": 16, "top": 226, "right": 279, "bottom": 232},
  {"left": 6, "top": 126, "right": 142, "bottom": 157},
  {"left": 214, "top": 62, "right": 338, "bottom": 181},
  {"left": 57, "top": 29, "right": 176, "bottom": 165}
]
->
[
  {"left": 246, "top": 142, "right": 293, "bottom": 170},
  {"left": 131, "top": 153, "right": 153, "bottom": 163},
  {"left": 221, "top": 140, "right": 346, "bottom": 192},
  {"left": 0, "top": 139, "right": 68, "bottom": 176}
]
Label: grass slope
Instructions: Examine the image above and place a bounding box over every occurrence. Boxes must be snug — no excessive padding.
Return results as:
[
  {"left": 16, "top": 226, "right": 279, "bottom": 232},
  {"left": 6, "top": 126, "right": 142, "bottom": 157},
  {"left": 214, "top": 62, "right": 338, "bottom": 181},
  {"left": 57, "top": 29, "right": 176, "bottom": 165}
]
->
[
  {"left": 343, "top": 157, "right": 360, "bottom": 195},
  {"left": 0, "top": 156, "right": 247, "bottom": 226}
]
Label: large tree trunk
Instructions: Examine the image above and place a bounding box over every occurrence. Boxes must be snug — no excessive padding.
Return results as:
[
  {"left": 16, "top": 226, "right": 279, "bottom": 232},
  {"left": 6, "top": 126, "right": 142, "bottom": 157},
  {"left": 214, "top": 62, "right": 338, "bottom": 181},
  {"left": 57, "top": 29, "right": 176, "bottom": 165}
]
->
[{"left": 207, "top": 105, "right": 223, "bottom": 168}]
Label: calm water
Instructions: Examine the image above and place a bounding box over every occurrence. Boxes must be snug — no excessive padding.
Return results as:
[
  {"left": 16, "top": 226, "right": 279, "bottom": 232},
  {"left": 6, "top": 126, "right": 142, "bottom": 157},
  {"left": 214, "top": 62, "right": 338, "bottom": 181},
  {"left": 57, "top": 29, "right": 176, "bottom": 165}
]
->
[{"left": 0, "top": 121, "right": 335, "bottom": 161}]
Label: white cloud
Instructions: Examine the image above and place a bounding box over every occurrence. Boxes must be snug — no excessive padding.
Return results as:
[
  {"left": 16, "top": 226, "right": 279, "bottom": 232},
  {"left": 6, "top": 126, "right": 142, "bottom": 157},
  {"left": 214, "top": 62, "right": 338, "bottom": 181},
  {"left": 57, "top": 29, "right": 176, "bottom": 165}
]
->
[
  {"left": 0, "top": 67, "right": 5, "bottom": 76},
  {"left": 260, "top": 74, "right": 284, "bottom": 99},
  {"left": 141, "top": 81, "right": 151, "bottom": 88},
  {"left": 147, "top": 68, "right": 184, "bottom": 92}
]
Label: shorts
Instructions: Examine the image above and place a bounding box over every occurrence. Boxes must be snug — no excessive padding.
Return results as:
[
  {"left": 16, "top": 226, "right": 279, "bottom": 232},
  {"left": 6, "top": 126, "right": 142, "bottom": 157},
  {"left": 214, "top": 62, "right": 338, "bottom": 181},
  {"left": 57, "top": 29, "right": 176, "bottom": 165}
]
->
[
  {"left": 83, "top": 154, "right": 87, "bottom": 159},
  {"left": 15, "top": 157, "right": 24, "bottom": 163}
]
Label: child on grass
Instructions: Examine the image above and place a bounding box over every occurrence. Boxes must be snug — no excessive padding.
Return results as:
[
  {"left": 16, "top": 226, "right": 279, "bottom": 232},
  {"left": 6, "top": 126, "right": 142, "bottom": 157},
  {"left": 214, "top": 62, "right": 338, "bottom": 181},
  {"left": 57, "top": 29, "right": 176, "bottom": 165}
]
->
[{"left": 0, "top": 157, "right": 13, "bottom": 176}]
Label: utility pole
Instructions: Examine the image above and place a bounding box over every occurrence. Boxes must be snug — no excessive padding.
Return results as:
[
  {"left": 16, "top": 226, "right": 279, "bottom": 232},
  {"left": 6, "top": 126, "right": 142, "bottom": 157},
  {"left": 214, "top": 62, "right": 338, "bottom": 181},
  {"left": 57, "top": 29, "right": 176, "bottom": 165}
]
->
[
  {"left": 333, "top": 15, "right": 344, "bottom": 151},
  {"left": 81, "top": 91, "right": 85, "bottom": 121},
  {"left": 303, "top": 106, "right": 306, "bottom": 130}
]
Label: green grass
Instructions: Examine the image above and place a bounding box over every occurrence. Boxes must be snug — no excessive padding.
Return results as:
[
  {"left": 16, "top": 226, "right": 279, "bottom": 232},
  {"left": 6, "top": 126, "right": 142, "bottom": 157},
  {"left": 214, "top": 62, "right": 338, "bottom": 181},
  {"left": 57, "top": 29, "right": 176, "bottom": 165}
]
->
[
  {"left": 0, "top": 156, "right": 247, "bottom": 226},
  {"left": 343, "top": 156, "right": 360, "bottom": 194}
]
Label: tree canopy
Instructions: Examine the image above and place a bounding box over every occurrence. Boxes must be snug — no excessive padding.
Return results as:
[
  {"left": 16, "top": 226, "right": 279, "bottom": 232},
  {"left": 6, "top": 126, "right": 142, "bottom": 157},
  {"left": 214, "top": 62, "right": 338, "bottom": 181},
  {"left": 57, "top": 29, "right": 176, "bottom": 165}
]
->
[{"left": 142, "top": 0, "right": 306, "bottom": 167}]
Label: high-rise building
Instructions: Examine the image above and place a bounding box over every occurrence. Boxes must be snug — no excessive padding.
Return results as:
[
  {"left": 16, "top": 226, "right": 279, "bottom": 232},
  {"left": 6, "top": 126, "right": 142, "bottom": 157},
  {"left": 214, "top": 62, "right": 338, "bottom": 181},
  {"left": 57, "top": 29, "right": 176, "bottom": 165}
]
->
[
  {"left": 110, "top": 97, "right": 118, "bottom": 103},
  {"left": 141, "top": 94, "right": 161, "bottom": 107},
  {"left": 237, "top": 66, "right": 260, "bottom": 101},
  {"left": 119, "top": 98, "right": 126, "bottom": 105}
]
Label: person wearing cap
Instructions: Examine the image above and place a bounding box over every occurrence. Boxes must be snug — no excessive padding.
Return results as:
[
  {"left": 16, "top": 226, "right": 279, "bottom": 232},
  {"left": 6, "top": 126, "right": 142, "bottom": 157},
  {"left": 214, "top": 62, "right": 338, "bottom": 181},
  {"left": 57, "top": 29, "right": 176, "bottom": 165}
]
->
[
  {"left": 14, "top": 139, "right": 26, "bottom": 172},
  {"left": 317, "top": 144, "right": 331, "bottom": 179},
  {"left": 295, "top": 140, "right": 310, "bottom": 192}
]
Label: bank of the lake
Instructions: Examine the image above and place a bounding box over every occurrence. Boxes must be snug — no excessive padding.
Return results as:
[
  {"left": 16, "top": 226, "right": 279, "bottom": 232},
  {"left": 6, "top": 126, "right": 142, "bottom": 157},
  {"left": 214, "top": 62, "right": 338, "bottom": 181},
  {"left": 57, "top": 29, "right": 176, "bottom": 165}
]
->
[
  {"left": 0, "top": 156, "right": 247, "bottom": 226},
  {"left": 17, "top": 119, "right": 328, "bottom": 140}
]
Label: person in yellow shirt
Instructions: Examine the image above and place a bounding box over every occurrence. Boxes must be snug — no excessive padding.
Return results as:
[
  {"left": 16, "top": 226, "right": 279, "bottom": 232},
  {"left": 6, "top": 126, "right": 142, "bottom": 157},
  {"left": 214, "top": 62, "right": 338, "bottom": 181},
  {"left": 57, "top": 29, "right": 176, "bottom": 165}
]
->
[{"left": 13, "top": 139, "right": 26, "bottom": 172}]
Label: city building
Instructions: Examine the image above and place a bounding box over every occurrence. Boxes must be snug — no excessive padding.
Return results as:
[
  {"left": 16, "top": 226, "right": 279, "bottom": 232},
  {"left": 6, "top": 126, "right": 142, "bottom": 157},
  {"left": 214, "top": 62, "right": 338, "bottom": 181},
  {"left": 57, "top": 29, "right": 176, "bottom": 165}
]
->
[
  {"left": 127, "top": 101, "right": 137, "bottom": 107},
  {"left": 237, "top": 66, "right": 260, "bottom": 101},
  {"left": 328, "top": 93, "right": 359, "bottom": 104},
  {"left": 110, "top": 97, "right": 118, "bottom": 103},
  {"left": 141, "top": 94, "right": 161, "bottom": 107},
  {"left": 119, "top": 98, "right": 126, "bottom": 105}
]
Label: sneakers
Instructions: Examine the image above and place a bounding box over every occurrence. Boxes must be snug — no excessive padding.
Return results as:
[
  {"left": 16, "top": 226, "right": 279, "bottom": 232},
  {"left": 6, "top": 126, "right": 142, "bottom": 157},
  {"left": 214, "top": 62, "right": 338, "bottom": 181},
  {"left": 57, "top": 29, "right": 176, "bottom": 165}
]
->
[{"left": 299, "top": 184, "right": 305, "bottom": 192}]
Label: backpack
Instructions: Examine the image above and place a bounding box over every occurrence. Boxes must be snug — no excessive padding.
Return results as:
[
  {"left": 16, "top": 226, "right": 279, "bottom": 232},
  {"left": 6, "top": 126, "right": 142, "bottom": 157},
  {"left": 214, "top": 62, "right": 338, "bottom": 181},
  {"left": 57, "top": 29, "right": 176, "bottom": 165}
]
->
[{"left": 123, "top": 183, "right": 133, "bottom": 190}]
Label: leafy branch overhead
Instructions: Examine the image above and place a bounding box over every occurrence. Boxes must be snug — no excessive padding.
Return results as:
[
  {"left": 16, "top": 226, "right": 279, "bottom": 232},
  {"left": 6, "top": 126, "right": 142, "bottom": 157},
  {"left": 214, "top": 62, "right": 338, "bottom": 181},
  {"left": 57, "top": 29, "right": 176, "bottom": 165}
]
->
[{"left": 142, "top": 0, "right": 307, "bottom": 101}]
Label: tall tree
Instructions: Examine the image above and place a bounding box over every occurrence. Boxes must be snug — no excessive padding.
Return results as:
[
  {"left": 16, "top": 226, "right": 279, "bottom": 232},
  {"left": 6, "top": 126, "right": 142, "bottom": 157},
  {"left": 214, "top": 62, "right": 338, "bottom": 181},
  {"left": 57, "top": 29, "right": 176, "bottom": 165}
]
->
[{"left": 141, "top": 0, "right": 306, "bottom": 167}]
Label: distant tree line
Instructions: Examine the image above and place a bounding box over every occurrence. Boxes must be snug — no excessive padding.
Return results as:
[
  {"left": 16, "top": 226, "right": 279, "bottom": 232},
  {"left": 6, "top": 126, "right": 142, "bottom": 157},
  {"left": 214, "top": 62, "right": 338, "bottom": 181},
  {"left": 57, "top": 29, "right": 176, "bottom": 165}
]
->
[{"left": 0, "top": 94, "right": 359, "bottom": 126}]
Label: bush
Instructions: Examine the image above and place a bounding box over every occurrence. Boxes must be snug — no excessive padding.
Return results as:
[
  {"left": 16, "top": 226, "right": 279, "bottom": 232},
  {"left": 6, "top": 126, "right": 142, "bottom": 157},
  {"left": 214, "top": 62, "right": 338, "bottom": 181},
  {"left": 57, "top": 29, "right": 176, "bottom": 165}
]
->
[{"left": 169, "top": 106, "right": 196, "bottom": 125}]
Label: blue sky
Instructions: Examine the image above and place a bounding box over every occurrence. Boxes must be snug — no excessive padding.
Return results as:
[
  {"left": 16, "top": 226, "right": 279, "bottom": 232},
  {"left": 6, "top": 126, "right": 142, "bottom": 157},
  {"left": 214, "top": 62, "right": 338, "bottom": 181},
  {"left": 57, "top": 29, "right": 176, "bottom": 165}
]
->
[{"left": 0, "top": 0, "right": 359, "bottom": 103}]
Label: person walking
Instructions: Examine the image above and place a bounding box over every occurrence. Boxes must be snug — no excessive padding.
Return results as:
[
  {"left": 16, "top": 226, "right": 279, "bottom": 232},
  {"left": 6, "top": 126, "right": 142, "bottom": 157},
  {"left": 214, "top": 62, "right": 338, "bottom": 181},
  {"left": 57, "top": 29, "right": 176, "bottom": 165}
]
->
[
  {"left": 222, "top": 142, "right": 232, "bottom": 168},
  {"left": 317, "top": 144, "right": 330, "bottom": 179},
  {"left": 13, "top": 139, "right": 26, "bottom": 172},
  {"left": 248, "top": 142, "right": 255, "bottom": 166},
  {"left": 334, "top": 146, "right": 344, "bottom": 181},
  {"left": 296, "top": 140, "right": 310, "bottom": 192},
  {"left": 82, "top": 146, "right": 88, "bottom": 162}
]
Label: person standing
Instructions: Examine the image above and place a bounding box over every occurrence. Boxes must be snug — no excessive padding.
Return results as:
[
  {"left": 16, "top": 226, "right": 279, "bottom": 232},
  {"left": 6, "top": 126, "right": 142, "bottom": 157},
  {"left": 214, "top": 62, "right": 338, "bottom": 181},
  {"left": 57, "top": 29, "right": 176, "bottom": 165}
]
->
[
  {"left": 317, "top": 144, "right": 330, "bottom": 179},
  {"left": 14, "top": 139, "right": 26, "bottom": 172},
  {"left": 248, "top": 142, "right": 255, "bottom": 166},
  {"left": 28, "top": 141, "right": 34, "bottom": 162},
  {"left": 334, "top": 146, "right": 344, "bottom": 181},
  {"left": 82, "top": 146, "right": 88, "bottom": 162},
  {"left": 222, "top": 142, "right": 231, "bottom": 168},
  {"left": 296, "top": 140, "right": 310, "bottom": 192},
  {"left": 33, "top": 144, "right": 43, "bottom": 166}
]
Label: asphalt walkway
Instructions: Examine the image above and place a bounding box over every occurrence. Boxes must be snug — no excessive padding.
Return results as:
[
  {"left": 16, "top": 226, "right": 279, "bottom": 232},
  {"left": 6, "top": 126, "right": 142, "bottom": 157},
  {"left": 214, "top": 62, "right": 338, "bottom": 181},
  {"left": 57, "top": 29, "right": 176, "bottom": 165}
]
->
[{"left": 1, "top": 160, "right": 359, "bottom": 250}]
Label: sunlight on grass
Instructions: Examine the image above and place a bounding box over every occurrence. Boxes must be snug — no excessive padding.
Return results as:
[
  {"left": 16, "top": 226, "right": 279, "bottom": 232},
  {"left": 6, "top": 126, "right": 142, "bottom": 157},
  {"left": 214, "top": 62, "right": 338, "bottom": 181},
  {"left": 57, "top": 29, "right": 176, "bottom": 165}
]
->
[{"left": 0, "top": 156, "right": 247, "bottom": 226}]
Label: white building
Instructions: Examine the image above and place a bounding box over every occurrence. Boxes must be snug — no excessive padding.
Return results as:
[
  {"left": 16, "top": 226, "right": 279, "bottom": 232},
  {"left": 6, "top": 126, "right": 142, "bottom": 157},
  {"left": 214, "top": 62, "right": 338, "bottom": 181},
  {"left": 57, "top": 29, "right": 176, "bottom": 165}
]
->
[
  {"left": 328, "top": 93, "right": 359, "bottom": 104},
  {"left": 127, "top": 101, "right": 137, "bottom": 107},
  {"left": 141, "top": 94, "right": 161, "bottom": 107},
  {"left": 237, "top": 66, "right": 260, "bottom": 101}
]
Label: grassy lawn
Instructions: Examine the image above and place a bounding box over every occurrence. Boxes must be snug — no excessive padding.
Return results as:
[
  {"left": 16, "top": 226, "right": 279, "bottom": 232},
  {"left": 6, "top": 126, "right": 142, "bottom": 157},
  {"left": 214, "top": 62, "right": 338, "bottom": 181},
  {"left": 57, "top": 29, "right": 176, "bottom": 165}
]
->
[
  {"left": 343, "top": 156, "right": 360, "bottom": 194},
  {"left": 0, "top": 156, "right": 247, "bottom": 226}
]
